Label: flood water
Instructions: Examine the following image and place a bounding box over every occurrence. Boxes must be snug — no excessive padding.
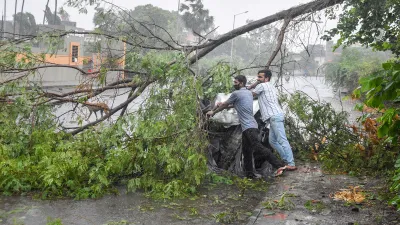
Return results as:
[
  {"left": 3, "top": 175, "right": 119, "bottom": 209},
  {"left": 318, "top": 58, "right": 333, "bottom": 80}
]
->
[{"left": 49, "top": 75, "right": 360, "bottom": 129}]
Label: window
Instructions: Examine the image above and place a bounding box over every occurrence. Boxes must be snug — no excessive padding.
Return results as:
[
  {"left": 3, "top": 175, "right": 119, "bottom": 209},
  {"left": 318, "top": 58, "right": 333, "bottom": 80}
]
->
[{"left": 72, "top": 45, "right": 79, "bottom": 62}]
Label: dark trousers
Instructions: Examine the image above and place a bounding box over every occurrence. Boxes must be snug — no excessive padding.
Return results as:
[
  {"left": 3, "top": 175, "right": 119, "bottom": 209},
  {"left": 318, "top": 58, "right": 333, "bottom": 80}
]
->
[{"left": 242, "top": 128, "right": 285, "bottom": 174}]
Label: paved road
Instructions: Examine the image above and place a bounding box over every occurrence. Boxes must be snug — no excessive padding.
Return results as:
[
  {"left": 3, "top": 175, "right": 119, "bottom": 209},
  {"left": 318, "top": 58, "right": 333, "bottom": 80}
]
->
[{"left": 246, "top": 162, "right": 399, "bottom": 225}]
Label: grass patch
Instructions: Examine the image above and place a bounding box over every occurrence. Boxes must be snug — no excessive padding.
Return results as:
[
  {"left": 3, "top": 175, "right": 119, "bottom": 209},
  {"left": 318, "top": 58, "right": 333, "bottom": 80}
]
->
[
  {"left": 304, "top": 200, "right": 326, "bottom": 212},
  {"left": 262, "top": 192, "right": 295, "bottom": 210}
]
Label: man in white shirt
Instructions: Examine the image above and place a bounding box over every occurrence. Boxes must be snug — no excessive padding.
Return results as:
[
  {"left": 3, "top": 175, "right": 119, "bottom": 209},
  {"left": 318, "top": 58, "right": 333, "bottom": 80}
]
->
[{"left": 248, "top": 69, "right": 296, "bottom": 171}]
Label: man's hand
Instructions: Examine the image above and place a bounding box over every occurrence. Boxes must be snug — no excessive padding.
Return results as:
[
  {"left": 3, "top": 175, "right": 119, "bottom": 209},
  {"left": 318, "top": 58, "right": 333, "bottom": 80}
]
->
[
  {"left": 247, "top": 80, "right": 261, "bottom": 90},
  {"left": 206, "top": 110, "right": 214, "bottom": 117},
  {"left": 209, "top": 101, "right": 229, "bottom": 116}
]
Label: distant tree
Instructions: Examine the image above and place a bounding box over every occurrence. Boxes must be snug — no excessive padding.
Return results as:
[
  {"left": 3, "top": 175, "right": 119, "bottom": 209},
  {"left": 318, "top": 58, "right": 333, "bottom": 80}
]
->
[
  {"left": 180, "top": 0, "right": 214, "bottom": 34},
  {"left": 130, "top": 4, "right": 180, "bottom": 37},
  {"left": 93, "top": 7, "right": 121, "bottom": 33},
  {"left": 13, "top": 12, "right": 37, "bottom": 35},
  {"left": 93, "top": 4, "right": 181, "bottom": 48},
  {"left": 44, "top": 5, "right": 61, "bottom": 25},
  {"left": 58, "top": 7, "right": 70, "bottom": 21},
  {"left": 325, "top": 47, "right": 391, "bottom": 91},
  {"left": 295, "top": 45, "right": 326, "bottom": 77}
]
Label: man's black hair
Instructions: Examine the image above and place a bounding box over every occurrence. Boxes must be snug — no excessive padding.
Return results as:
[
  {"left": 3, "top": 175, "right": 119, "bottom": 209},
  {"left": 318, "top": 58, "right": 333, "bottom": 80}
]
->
[
  {"left": 258, "top": 69, "right": 272, "bottom": 79},
  {"left": 234, "top": 75, "right": 247, "bottom": 85}
]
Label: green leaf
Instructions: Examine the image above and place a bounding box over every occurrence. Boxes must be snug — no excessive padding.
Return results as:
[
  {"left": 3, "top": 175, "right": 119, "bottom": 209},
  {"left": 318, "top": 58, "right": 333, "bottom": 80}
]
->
[
  {"left": 393, "top": 63, "right": 400, "bottom": 71},
  {"left": 382, "top": 62, "right": 392, "bottom": 70},
  {"left": 369, "top": 76, "right": 383, "bottom": 88},
  {"left": 382, "top": 42, "right": 392, "bottom": 50},
  {"left": 378, "top": 124, "right": 389, "bottom": 138},
  {"left": 388, "top": 120, "right": 400, "bottom": 138},
  {"left": 354, "top": 103, "right": 364, "bottom": 111},
  {"left": 359, "top": 76, "right": 371, "bottom": 92},
  {"left": 353, "top": 87, "right": 361, "bottom": 98}
]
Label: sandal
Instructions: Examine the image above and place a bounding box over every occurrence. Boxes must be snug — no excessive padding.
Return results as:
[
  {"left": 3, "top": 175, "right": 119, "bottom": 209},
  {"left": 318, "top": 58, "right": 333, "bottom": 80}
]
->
[
  {"left": 286, "top": 165, "right": 297, "bottom": 171},
  {"left": 275, "top": 166, "right": 286, "bottom": 177}
]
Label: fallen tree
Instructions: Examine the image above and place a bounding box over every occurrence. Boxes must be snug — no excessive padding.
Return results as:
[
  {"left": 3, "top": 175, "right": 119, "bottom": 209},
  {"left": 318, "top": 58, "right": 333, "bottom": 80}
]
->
[{"left": 0, "top": 0, "right": 344, "bottom": 198}]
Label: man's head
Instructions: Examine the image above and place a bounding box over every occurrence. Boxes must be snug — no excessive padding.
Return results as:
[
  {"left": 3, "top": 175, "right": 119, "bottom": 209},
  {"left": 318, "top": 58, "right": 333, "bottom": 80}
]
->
[
  {"left": 233, "top": 75, "right": 247, "bottom": 90},
  {"left": 257, "top": 69, "right": 272, "bottom": 82}
]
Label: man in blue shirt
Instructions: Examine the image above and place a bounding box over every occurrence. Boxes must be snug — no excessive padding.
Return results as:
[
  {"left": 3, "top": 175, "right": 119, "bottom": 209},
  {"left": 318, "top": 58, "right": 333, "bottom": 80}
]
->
[{"left": 207, "top": 75, "right": 286, "bottom": 178}]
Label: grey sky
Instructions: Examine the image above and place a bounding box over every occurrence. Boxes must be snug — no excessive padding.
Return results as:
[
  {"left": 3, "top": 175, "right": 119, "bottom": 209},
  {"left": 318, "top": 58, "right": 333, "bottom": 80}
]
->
[{"left": 1, "top": 0, "right": 337, "bottom": 35}]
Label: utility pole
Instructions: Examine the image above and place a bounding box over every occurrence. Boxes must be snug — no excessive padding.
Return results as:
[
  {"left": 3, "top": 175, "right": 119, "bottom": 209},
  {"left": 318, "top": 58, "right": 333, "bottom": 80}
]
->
[
  {"left": 230, "top": 11, "right": 248, "bottom": 71},
  {"left": 4, "top": 0, "right": 6, "bottom": 38},
  {"left": 175, "top": 0, "right": 180, "bottom": 42},
  {"left": 1, "top": 14, "right": 3, "bottom": 39},
  {"left": 54, "top": 0, "right": 57, "bottom": 24},
  {"left": 13, "top": 0, "right": 17, "bottom": 39},
  {"left": 3, "top": 0, "right": 7, "bottom": 32},
  {"left": 19, "top": 0, "right": 24, "bottom": 37}
]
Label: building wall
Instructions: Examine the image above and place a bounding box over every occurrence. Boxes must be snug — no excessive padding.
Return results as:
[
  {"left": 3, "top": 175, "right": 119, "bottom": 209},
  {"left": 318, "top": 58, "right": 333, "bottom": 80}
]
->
[
  {"left": 2, "top": 23, "right": 126, "bottom": 87},
  {"left": 1, "top": 67, "right": 122, "bottom": 87},
  {"left": 314, "top": 56, "right": 325, "bottom": 67},
  {"left": 325, "top": 41, "right": 343, "bottom": 63},
  {"left": 0, "top": 21, "right": 14, "bottom": 39},
  {"left": 32, "top": 24, "right": 125, "bottom": 67}
]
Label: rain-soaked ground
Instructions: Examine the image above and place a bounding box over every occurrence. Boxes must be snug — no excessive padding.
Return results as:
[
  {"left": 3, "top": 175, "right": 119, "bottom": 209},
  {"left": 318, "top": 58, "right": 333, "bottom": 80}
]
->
[
  {"left": 2, "top": 76, "right": 398, "bottom": 224},
  {"left": 1, "top": 163, "right": 399, "bottom": 225},
  {"left": 0, "top": 181, "right": 266, "bottom": 224},
  {"left": 247, "top": 162, "right": 400, "bottom": 225}
]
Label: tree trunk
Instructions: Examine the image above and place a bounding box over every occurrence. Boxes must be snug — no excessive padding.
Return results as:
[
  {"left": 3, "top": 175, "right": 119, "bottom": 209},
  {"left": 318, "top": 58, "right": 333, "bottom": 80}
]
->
[
  {"left": 43, "top": 0, "right": 50, "bottom": 24},
  {"left": 13, "top": 0, "right": 17, "bottom": 38}
]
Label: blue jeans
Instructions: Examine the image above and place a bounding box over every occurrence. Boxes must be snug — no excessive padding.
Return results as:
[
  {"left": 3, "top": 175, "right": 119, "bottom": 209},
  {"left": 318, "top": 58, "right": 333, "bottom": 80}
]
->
[{"left": 268, "top": 114, "right": 295, "bottom": 166}]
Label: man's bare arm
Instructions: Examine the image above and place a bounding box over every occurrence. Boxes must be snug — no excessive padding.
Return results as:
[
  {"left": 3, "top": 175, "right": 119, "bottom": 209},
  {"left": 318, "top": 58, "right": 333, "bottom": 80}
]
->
[
  {"left": 212, "top": 102, "right": 233, "bottom": 111},
  {"left": 207, "top": 102, "right": 230, "bottom": 117}
]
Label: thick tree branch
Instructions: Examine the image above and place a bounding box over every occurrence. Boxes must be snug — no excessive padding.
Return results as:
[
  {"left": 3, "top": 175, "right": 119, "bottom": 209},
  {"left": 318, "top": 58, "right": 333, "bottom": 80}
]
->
[
  {"left": 265, "top": 18, "right": 291, "bottom": 69},
  {"left": 188, "top": 0, "right": 343, "bottom": 64}
]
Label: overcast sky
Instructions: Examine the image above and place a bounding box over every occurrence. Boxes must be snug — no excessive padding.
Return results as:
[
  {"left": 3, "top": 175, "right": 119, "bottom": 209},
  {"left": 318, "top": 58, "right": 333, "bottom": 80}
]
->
[{"left": 0, "top": 0, "right": 337, "bottom": 35}]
